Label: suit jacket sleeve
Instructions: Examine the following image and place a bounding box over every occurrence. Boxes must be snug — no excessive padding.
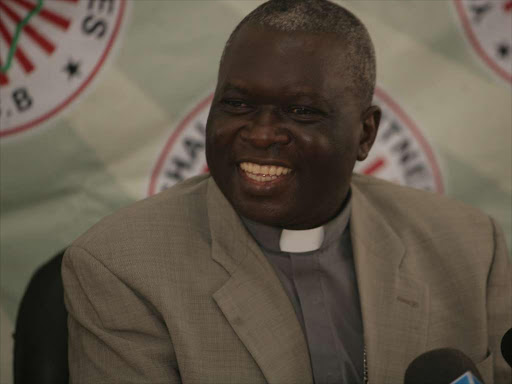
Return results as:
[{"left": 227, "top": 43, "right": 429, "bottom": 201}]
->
[
  {"left": 489, "top": 218, "right": 512, "bottom": 384},
  {"left": 62, "top": 245, "right": 181, "bottom": 383}
]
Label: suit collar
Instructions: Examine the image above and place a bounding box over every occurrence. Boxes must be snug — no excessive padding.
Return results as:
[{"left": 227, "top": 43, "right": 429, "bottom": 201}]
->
[
  {"left": 207, "top": 178, "right": 313, "bottom": 384},
  {"left": 351, "top": 179, "right": 429, "bottom": 381}
]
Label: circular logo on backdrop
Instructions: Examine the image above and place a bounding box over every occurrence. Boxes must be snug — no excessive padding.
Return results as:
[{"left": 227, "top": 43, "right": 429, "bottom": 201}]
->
[
  {"left": 454, "top": 0, "right": 512, "bottom": 83},
  {"left": 0, "top": 0, "right": 129, "bottom": 138},
  {"left": 148, "top": 88, "right": 444, "bottom": 196}
]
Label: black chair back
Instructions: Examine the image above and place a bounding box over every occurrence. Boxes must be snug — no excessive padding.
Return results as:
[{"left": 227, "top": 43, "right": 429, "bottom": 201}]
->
[{"left": 14, "top": 250, "right": 68, "bottom": 384}]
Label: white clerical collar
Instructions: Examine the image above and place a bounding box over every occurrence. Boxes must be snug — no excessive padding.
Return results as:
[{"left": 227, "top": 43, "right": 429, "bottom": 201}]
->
[
  {"left": 279, "top": 226, "right": 325, "bottom": 253},
  {"left": 241, "top": 190, "right": 352, "bottom": 254}
]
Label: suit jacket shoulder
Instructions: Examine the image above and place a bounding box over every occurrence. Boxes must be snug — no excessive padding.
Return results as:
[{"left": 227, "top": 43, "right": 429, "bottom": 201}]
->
[
  {"left": 351, "top": 173, "right": 494, "bottom": 248},
  {"left": 71, "top": 175, "right": 211, "bottom": 257},
  {"left": 65, "top": 175, "right": 220, "bottom": 307}
]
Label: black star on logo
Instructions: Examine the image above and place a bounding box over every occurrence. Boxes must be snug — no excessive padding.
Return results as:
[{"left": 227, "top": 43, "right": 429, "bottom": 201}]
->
[
  {"left": 497, "top": 42, "right": 510, "bottom": 58},
  {"left": 63, "top": 59, "right": 81, "bottom": 79}
]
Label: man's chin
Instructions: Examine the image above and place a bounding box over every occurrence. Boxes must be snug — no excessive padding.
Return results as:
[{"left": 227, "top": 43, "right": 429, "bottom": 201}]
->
[{"left": 232, "top": 201, "right": 294, "bottom": 228}]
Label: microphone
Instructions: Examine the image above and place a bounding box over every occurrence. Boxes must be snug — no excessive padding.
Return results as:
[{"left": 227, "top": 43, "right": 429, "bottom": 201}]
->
[
  {"left": 404, "top": 348, "right": 485, "bottom": 384},
  {"left": 450, "top": 372, "right": 484, "bottom": 384},
  {"left": 502, "top": 328, "right": 512, "bottom": 368}
]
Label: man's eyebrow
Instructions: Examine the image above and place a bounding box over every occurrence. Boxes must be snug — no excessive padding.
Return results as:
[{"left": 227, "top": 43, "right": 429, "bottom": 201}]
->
[
  {"left": 286, "top": 91, "right": 330, "bottom": 103},
  {"left": 220, "top": 84, "right": 251, "bottom": 95},
  {"left": 219, "top": 84, "right": 333, "bottom": 109},
  {"left": 284, "top": 90, "right": 335, "bottom": 110}
]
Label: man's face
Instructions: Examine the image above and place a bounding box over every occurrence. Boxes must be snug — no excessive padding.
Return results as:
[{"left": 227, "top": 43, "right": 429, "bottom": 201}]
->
[{"left": 206, "top": 25, "right": 379, "bottom": 229}]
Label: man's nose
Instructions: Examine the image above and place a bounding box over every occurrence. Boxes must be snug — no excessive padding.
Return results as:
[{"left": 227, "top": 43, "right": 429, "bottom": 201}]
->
[{"left": 240, "top": 107, "right": 291, "bottom": 148}]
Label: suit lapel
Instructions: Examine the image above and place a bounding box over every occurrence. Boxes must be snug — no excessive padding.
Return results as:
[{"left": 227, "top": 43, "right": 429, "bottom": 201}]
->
[
  {"left": 351, "top": 181, "right": 430, "bottom": 382},
  {"left": 207, "top": 179, "right": 313, "bottom": 384}
]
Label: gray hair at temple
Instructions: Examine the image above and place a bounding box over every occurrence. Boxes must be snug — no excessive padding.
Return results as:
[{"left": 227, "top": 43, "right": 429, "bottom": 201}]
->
[{"left": 221, "top": 0, "right": 377, "bottom": 109}]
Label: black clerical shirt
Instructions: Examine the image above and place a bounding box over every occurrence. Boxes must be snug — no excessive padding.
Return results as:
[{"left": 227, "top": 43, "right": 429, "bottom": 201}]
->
[{"left": 242, "top": 196, "right": 365, "bottom": 384}]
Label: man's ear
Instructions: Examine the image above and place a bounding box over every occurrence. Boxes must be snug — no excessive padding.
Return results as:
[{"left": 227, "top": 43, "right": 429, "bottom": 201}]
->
[{"left": 357, "top": 105, "right": 381, "bottom": 161}]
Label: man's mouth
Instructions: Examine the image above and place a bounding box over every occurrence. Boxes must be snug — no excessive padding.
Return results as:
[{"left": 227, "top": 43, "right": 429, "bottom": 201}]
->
[{"left": 239, "top": 161, "right": 292, "bottom": 182}]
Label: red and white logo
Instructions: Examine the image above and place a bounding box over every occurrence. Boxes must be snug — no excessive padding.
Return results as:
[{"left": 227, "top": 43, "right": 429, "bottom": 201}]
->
[
  {"left": 454, "top": 0, "right": 512, "bottom": 83},
  {"left": 0, "top": 0, "right": 130, "bottom": 138},
  {"left": 148, "top": 88, "right": 444, "bottom": 196}
]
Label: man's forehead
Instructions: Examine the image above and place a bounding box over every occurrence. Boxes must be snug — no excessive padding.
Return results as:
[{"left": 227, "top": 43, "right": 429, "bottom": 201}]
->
[
  {"left": 227, "top": 23, "right": 348, "bottom": 54},
  {"left": 220, "top": 26, "right": 350, "bottom": 80},
  {"left": 217, "top": 24, "right": 363, "bottom": 108}
]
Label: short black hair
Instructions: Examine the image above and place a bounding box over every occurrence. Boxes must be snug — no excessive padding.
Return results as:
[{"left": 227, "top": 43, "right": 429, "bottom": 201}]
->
[{"left": 221, "top": 0, "right": 377, "bottom": 108}]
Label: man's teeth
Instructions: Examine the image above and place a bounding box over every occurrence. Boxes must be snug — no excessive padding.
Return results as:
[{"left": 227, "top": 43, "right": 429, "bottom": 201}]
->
[{"left": 239, "top": 162, "right": 292, "bottom": 182}]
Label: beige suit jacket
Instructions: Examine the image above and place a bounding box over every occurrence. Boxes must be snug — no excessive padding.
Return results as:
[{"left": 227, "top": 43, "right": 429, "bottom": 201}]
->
[{"left": 63, "top": 174, "right": 512, "bottom": 383}]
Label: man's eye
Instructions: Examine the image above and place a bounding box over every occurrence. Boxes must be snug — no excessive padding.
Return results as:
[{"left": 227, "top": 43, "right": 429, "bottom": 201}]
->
[
  {"left": 291, "top": 107, "right": 313, "bottom": 115},
  {"left": 222, "top": 99, "right": 250, "bottom": 109},
  {"left": 288, "top": 106, "right": 321, "bottom": 117}
]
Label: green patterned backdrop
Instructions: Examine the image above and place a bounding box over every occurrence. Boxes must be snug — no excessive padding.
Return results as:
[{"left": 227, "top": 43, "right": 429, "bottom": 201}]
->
[{"left": 1, "top": 1, "right": 510, "bottom": 381}]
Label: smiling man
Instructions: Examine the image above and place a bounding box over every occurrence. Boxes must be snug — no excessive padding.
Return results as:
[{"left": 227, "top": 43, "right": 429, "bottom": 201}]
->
[
  {"left": 63, "top": 1, "right": 511, "bottom": 383},
  {"left": 207, "top": 34, "right": 375, "bottom": 230},
  {"left": 206, "top": 17, "right": 379, "bottom": 231}
]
